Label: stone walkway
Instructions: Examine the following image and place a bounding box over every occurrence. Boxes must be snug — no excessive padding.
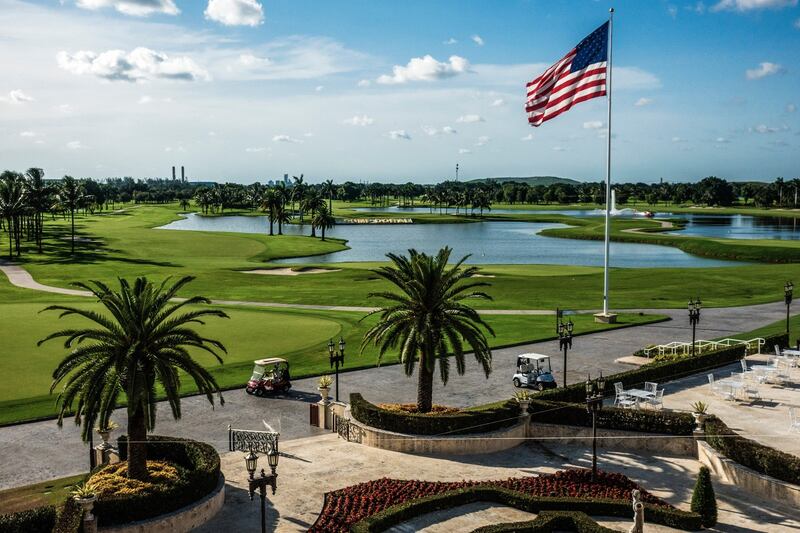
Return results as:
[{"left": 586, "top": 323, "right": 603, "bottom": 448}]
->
[{"left": 196, "top": 433, "right": 800, "bottom": 532}]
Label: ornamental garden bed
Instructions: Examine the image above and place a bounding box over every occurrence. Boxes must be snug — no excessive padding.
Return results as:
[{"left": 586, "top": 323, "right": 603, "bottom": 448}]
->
[{"left": 309, "top": 469, "right": 702, "bottom": 532}]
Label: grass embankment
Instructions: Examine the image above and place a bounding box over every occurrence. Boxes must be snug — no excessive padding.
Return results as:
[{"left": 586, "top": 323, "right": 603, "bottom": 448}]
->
[
  {"left": 0, "top": 274, "right": 660, "bottom": 425},
  {"left": 0, "top": 474, "right": 84, "bottom": 514}
]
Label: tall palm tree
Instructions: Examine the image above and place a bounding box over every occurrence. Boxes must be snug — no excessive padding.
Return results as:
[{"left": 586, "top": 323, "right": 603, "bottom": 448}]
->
[
  {"left": 302, "top": 192, "right": 326, "bottom": 237},
  {"left": 323, "top": 179, "right": 336, "bottom": 213},
  {"left": 0, "top": 171, "right": 26, "bottom": 258},
  {"left": 361, "top": 247, "right": 494, "bottom": 413},
  {"left": 41, "top": 276, "right": 228, "bottom": 480},
  {"left": 275, "top": 201, "right": 291, "bottom": 235},
  {"left": 312, "top": 204, "right": 335, "bottom": 241},
  {"left": 56, "top": 176, "right": 86, "bottom": 255},
  {"left": 291, "top": 174, "right": 306, "bottom": 221},
  {"left": 261, "top": 188, "right": 280, "bottom": 236},
  {"left": 24, "top": 168, "right": 50, "bottom": 253}
]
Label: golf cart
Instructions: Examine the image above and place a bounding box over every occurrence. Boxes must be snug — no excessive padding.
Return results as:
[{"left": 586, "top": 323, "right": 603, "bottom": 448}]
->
[
  {"left": 246, "top": 358, "right": 292, "bottom": 396},
  {"left": 512, "top": 353, "right": 557, "bottom": 390}
]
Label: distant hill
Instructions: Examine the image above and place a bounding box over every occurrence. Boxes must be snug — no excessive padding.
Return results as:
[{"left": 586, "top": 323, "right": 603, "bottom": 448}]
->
[{"left": 467, "top": 176, "right": 580, "bottom": 186}]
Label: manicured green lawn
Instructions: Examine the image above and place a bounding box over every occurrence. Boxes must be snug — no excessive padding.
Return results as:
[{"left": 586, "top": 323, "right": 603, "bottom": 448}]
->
[{"left": 0, "top": 474, "right": 85, "bottom": 514}]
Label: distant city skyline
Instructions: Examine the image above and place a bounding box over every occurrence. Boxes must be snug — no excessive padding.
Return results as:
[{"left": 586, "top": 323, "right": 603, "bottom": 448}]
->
[{"left": 1, "top": 0, "right": 798, "bottom": 184}]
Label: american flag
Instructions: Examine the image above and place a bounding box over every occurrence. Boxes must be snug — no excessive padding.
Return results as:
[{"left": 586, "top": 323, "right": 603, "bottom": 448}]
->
[{"left": 526, "top": 22, "right": 609, "bottom": 127}]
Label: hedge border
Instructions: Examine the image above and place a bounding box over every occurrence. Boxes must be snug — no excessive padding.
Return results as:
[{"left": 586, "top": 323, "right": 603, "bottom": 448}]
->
[
  {"left": 348, "top": 485, "right": 702, "bottom": 532},
  {"left": 704, "top": 416, "right": 800, "bottom": 486},
  {"left": 93, "top": 434, "right": 220, "bottom": 526},
  {"left": 0, "top": 505, "right": 56, "bottom": 533},
  {"left": 472, "top": 511, "right": 618, "bottom": 533},
  {"left": 350, "top": 393, "right": 520, "bottom": 436}
]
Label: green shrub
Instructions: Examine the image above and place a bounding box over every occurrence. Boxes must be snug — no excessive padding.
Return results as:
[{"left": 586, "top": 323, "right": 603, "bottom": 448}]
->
[
  {"left": 349, "top": 485, "right": 702, "bottom": 532},
  {"left": 691, "top": 466, "right": 717, "bottom": 528},
  {"left": 528, "top": 399, "right": 695, "bottom": 435},
  {"left": 704, "top": 417, "right": 800, "bottom": 486},
  {"left": 94, "top": 434, "right": 220, "bottom": 525},
  {"left": 350, "top": 393, "right": 520, "bottom": 435},
  {"left": 472, "top": 511, "right": 618, "bottom": 533},
  {"left": 0, "top": 505, "right": 56, "bottom": 533}
]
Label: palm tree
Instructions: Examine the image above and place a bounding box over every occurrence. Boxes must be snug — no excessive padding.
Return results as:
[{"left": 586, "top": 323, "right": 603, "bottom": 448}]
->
[
  {"left": 56, "top": 176, "right": 86, "bottom": 255},
  {"left": 261, "top": 189, "right": 280, "bottom": 236},
  {"left": 291, "top": 174, "right": 306, "bottom": 221},
  {"left": 41, "top": 276, "right": 228, "bottom": 480},
  {"left": 0, "top": 171, "right": 26, "bottom": 258},
  {"left": 472, "top": 190, "right": 492, "bottom": 217},
  {"left": 323, "top": 179, "right": 336, "bottom": 213},
  {"left": 24, "top": 168, "right": 51, "bottom": 253},
  {"left": 275, "top": 201, "right": 291, "bottom": 235},
  {"left": 361, "top": 247, "right": 494, "bottom": 413},
  {"left": 312, "top": 204, "right": 335, "bottom": 241},
  {"left": 302, "top": 192, "right": 326, "bottom": 237}
]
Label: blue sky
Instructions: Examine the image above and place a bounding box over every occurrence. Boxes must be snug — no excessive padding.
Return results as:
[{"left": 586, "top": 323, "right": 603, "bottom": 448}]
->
[{"left": 1, "top": 0, "right": 798, "bottom": 183}]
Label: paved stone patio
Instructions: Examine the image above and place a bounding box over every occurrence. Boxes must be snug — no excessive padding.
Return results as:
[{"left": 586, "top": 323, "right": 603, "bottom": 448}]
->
[{"left": 197, "top": 432, "right": 800, "bottom": 532}]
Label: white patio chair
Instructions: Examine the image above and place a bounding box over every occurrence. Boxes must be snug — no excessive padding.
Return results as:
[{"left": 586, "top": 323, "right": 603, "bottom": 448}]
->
[
  {"left": 790, "top": 408, "right": 800, "bottom": 432},
  {"left": 614, "top": 382, "right": 636, "bottom": 408},
  {"left": 740, "top": 359, "right": 749, "bottom": 374},
  {"left": 708, "top": 374, "right": 734, "bottom": 401},
  {"left": 647, "top": 389, "right": 664, "bottom": 410},
  {"left": 644, "top": 382, "right": 658, "bottom": 396},
  {"left": 775, "top": 344, "right": 783, "bottom": 357}
]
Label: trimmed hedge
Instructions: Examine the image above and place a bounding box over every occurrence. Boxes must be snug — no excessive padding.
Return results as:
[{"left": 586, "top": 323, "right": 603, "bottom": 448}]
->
[
  {"left": 529, "top": 399, "right": 695, "bottom": 435},
  {"left": 705, "top": 416, "right": 800, "bottom": 486},
  {"left": 349, "top": 485, "right": 703, "bottom": 532},
  {"left": 536, "top": 332, "right": 788, "bottom": 405},
  {"left": 472, "top": 511, "right": 618, "bottom": 533},
  {"left": 691, "top": 466, "right": 717, "bottom": 528},
  {"left": 94, "top": 434, "right": 220, "bottom": 525},
  {"left": 350, "top": 393, "right": 520, "bottom": 436},
  {"left": 52, "top": 497, "right": 83, "bottom": 533},
  {"left": 0, "top": 505, "right": 56, "bottom": 533}
]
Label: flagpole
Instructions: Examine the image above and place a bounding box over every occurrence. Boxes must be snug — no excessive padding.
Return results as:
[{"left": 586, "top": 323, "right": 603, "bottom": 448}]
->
[{"left": 601, "top": 8, "right": 614, "bottom": 319}]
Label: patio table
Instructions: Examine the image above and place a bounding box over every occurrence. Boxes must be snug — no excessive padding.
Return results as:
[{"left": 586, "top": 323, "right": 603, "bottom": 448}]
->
[
  {"left": 782, "top": 349, "right": 800, "bottom": 357},
  {"left": 718, "top": 379, "right": 746, "bottom": 399},
  {"left": 624, "top": 388, "right": 655, "bottom": 408}
]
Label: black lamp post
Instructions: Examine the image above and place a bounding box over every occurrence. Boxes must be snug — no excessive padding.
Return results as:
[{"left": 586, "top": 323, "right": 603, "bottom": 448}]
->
[
  {"left": 585, "top": 373, "right": 606, "bottom": 482},
  {"left": 785, "top": 281, "right": 793, "bottom": 336},
  {"left": 688, "top": 298, "right": 701, "bottom": 357},
  {"left": 245, "top": 446, "right": 279, "bottom": 533},
  {"left": 558, "top": 319, "right": 574, "bottom": 388},
  {"left": 328, "top": 337, "right": 345, "bottom": 402}
]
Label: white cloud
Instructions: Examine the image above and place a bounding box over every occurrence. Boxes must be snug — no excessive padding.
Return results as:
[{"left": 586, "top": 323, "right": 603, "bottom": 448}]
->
[
  {"left": 583, "top": 121, "right": 605, "bottom": 130},
  {"left": 303, "top": 132, "right": 313, "bottom": 137},
  {"left": 471, "top": 35, "right": 485, "bottom": 46},
  {"left": 245, "top": 147, "right": 265, "bottom": 152},
  {"left": 688, "top": 1, "right": 707, "bottom": 13},
  {"left": 671, "top": 136, "right": 686, "bottom": 143},
  {"left": 164, "top": 145, "right": 185, "bottom": 152},
  {"left": 712, "top": 0, "right": 797, "bottom": 11},
  {"left": 443, "top": 37, "right": 458, "bottom": 45},
  {"left": 751, "top": 124, "right": 788, "bottom": 133},
  {"left": 458, "top": 148, "right": 472, "bottom": 154},
  {"left": 315, "top": 85, "right": 324, "bottom": 92},
  {"left": 66, "top": 140, "right": 85, "bottom": 150},
  {"left": 138, "top": 95, "right": 152, "bottom": 104},
  {"left": 634, "top": 97, "right": 653, "bottom": 107},
  {"left": 388, "top": 130, "right": 411, "bottom": 140},
  {"left": 745, "top": 62, "right": 784, "bottom": 80},
  {"left": 715, "top": 137, "right": 730, "bottom": 143},
  {"left": 75, "top": 0, "right": 179, "bottom": 16},
  {"left": 273, "top": 134, "right": 303, "bottom": 143},
  {"left": 475, "top": 135, "right": 490, "bottom": 146},
  {"left": 357, "top": 79, "right": 371, "bottom": 87},
  {"left": 795, "top": 17, "right": 800, "bottom": 28},
  {"left": 520, "top": 133, "right": 534, "bottom": 141},
  {"left": 55, "top": 104, "right": 73, "bottom": 113},
  {"left": 19, "top": 131, "right": 37, "bottom": 137},
  {"left": 238, "top": 53, "right": 271, "bottom": 67},
  {"left": 422, "top": 125, "right": 457, "bottom": 136},
  {"left": 343, "top": 115, "right": 374, "bottom": 126},
  {"left": 204, "top": 0, "right": 264, "bottom": 27},
  {"left": 490, "top": 98, "right": 505, "bottom": 107},
  {"left": 57, "top": 47, "right": 210, "bottom": 82},
  {"left": 0, "top": 89, "right": 34, "bottom": 103},
  {"left": 456, "top": 114, "right": 484, "bottom": 123},
  {"left": 377, "top": 55, "right": 470, "bottom": 84},
  {"left": 667, "top": 4, "right": 679, "bottom": 17},
  {"left": 788, "top": 103, "right": 797, "bottom": 113},
  {"left": 552, "top": 146, "right": 565, "bottom": 152},
  {"left": 208, "top": 131, "right": 216, "bottom": 136}
]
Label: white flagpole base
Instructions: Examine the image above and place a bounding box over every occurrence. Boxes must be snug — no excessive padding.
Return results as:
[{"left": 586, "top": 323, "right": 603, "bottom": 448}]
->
[{"left": 593, "top": 312, "right": 618, "bottom": 324}]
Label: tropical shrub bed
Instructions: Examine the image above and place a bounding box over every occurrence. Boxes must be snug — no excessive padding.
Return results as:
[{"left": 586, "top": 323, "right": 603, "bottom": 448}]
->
[
  {"left": 91, "top": 435, "right": 220, "bottom": 525},
  {"left": 377, "top": 403, "right": 462, "bottom": 415},
  {"left": 705, "top": 416, "right": 800, "bottom": 486},
  {"left": 309, "top": 469, "right": 702, "bottom": 532},
  {"left": 0, "top": 505, "right": 56, "bottom": 533},
  {"left": 350, "top": 393, "right": 519, "bottom": 435}
]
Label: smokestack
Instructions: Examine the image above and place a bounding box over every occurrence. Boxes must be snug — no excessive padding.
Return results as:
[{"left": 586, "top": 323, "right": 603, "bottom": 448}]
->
[
  {"left": 172, "top": 166, "right": 176, "bottom": 180},
  {"left": 181, "top": 166, "right": 185, "bottom": 182}
]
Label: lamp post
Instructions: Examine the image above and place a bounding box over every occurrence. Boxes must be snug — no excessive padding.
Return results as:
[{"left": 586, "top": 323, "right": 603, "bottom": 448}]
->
[
  {"left": 585, "top": 373, "right": 606, "bottom": 482},
  {"left": 245, "top": 446, "right": 279, "bottom": 533},
  {"left": 558, "top": 319, "right": 574, "bottom": 388},
  {"left": 328, "top": 337, "right": 345, "bottom": 402},
  {"left": 688, "top": 298, "right": 701, "bottom": 357},
  {"left": 785, "top": 281, "right": 793, "bottom": 336}
]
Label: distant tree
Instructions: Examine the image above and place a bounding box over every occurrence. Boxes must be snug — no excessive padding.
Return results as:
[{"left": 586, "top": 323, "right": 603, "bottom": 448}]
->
[
  {"left": 24, "top": 168, "right": 51, "bottom": 253},
  {"left": 322, "top": 179, "right": 336, "bottom": 213},
  {"left": 312, "top": 204, "right": 335, "bottom": 241},
  {"left": 0, "top": 171, "right": 26, "bottom": 258},
  {"left": 301, "top": 192, "right": 326, "bottom": 237},
  {"left": 56, "top": 176, "right": 86, "bottom": 255}
]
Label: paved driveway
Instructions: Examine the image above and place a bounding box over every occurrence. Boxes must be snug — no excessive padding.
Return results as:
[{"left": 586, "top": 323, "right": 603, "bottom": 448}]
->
[{"left": 0, "top": 301, "right": 788, "bottom": 489}]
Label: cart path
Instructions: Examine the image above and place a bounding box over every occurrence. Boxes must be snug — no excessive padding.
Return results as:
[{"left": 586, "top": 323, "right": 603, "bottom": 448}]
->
[{"left": 0, "top": 260, "right": 559, "bottom": 315}]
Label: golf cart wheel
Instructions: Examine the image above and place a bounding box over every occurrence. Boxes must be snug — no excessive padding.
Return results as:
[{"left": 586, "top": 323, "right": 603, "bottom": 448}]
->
[
  {"left": 537, "top": 382, "right": 545, "bottom": 391},
  {"left": 254, "top": 388, "right": 265, "bottom": 397},
  {"left": 245, "top": 387, "right": 255, "bottom": 395},
  {"left": 513, "top": 378, "right": 521, "bottom": 388}
]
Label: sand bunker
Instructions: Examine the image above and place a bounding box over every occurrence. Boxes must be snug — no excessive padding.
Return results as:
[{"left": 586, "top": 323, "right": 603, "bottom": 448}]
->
[
  {"left": 471, "top": 274, "right": 496, "bottom": 278},
  {"left": 243, "top": 268, "right": 341, "bottom": 276}
]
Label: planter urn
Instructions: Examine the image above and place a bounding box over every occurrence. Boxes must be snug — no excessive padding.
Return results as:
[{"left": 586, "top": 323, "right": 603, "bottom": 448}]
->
[
  {"left": 319, "top": 386, "right": 330, "bottom": 404},
  {"left": 692, "top": 412, "right": 707, "bottom": 431}
]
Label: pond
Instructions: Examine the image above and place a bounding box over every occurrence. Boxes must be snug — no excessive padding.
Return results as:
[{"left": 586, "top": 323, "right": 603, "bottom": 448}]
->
[
  {"left": 353, "top": 206, "right": 800, "bottom": 240},
  {"left": 158, "top": 213, "right": 737, "bottom": 268}
]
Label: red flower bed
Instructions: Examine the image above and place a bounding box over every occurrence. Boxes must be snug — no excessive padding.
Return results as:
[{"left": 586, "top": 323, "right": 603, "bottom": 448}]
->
[{"left": 309, "top": 468, "right": 670, "bottom": 532}]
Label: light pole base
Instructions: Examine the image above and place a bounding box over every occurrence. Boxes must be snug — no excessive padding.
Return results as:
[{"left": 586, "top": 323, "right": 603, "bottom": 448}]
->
[{"left": 593, "top": 312, "right": 618, "bottom": 324}]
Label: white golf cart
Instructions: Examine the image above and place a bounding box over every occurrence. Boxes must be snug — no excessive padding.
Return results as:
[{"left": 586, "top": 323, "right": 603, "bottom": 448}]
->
[{"left": 512, "top": 353, "right": 557, "bottom": 390}]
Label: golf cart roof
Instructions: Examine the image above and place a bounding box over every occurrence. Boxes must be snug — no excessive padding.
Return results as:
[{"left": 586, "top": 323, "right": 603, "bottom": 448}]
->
[
  {"left": 254, "top": 358, "right": 288, "bottom": 366},
  {"left": 517, "top": 353, "right": 551, "bottom": 361}
]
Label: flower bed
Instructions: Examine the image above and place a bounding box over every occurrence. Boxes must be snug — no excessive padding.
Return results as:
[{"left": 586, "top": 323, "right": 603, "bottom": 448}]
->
[
  {"left": 309, "top": 469, "right": 701, "bottom": 532},
  {"left": 376, "top": 403, "right": 462, "bottom": 415}
]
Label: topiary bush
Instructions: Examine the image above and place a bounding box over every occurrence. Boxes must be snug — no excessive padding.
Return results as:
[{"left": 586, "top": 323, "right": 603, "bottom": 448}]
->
[
  {"left": 0, "top": 505, "right": 56, "bottom": 533},
  {"left": 691, "top": 466, "right": 717, "bottom": 528}
]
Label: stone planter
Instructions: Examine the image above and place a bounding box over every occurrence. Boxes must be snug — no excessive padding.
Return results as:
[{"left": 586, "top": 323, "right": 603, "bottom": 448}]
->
[
  {"left": 75, "top": 495, "right": 97, "bottom": 517},
  {"left": 516, "top": 400, "right": 530, "bottom": 413},
  {"left": 692, "top": 412, "right": 707, "bottom": 431},
  {"left": 318, "top": 387, "right": 330, "bottom": 403}
]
